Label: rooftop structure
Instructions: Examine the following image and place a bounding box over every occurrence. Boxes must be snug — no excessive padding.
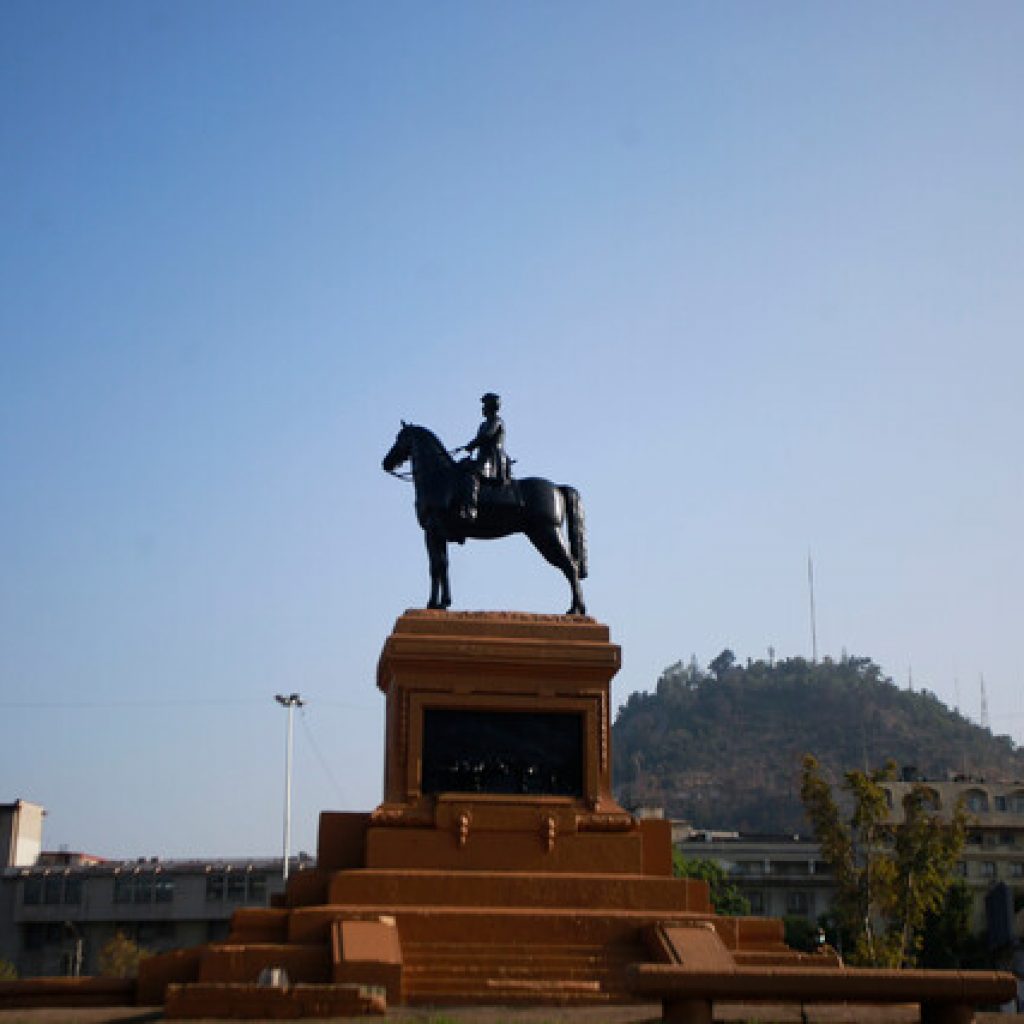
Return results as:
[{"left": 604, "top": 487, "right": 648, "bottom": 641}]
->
[{"left": 0, "top": 801, "right": 44, "bottom": 869}]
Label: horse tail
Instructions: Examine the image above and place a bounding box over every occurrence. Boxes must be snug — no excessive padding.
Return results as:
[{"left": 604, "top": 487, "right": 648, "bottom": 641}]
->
[{"left": 561, "top": 485, "right": 588, "bottom": 580}]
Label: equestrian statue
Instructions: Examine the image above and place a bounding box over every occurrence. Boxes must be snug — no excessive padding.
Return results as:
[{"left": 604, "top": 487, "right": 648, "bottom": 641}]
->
[{"left": 382, "top": 393, "right": 588, "bottom": 614}]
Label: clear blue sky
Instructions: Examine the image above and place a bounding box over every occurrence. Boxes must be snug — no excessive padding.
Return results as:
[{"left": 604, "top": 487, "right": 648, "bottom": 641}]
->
[{"left": 2, "top": 1, "right": 1022, "bottom": 858}]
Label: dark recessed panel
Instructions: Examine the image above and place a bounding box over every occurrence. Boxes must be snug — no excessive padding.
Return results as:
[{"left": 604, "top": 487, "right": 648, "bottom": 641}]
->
[{"left": 421, "top": 709, "right": 583, "bottom": 796}]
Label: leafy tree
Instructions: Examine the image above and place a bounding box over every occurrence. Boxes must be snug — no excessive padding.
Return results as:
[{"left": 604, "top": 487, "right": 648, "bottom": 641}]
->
[
  {"left": 0, "top": 958, "right": 17, "bottom": 981},
  {"left": 98, "top": 932, "right": 148, "bottom": 978},
  {"left": 919, "top": 881, "right": 989, "bottom": 969},
  {"left": 673, "top": 852, "right": 751, "bottom": 916},
  {"left": 708, "top": 649, "right": 737, "bottom": 681},
  {"left": 800, "top": 755, "right": 966, "bottom": 967}
]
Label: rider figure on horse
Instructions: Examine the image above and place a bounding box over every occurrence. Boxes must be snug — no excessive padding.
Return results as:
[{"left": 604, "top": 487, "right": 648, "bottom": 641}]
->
[{"left": 455, "top": 392, "right": 509, "bottom": 521}]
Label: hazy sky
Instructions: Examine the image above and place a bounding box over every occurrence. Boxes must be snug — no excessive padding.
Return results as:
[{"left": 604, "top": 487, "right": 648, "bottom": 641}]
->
[{"left": 3, "top": 1, "right": 1022, "bottom": 859}]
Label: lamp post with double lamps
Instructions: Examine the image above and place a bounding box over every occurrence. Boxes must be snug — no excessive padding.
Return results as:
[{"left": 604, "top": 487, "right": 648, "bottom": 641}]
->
[{"left": 275, "top": 693, "right": 305, "bottom": 880}]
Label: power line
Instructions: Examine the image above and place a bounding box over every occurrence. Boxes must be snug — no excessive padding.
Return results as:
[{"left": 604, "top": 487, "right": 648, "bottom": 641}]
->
[
  {"left": 299, "top": 707, "right": 348, "bottom": 805},
  {"left": 0, "top": 698, "right": 261, "bottom": 709},
  {"left": 0, "top": 697, "right": 372, "bottom": 710}
]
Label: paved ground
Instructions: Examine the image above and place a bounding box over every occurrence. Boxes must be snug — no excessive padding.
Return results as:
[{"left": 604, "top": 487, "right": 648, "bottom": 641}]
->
[{"left": 0, "top": 1007, "right": 1019, "bottom": 1024}]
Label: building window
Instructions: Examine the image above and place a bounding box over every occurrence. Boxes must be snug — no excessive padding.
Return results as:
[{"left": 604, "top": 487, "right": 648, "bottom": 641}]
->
[
  {"left": 227, "top": 873, "right": 247, "bottom": 902},
  {"left": 786, "top": 891, "right": 810, "bottom": 915},
  {"left": 206, "top": 873, "right": 225, "bottom": 902},
  {"left": 114, "top": 872, "right": 172, "bottom": 904},
  {"left": 43, "top": 875, "right": 63, "bottom": 905},
  {"left": 206, "top": 871, "right": 268, "bottom": 904},
  {"left": 966, "top": 790, "right": 990, "bottom": 813},
  {"left": 747, "top": 892, "right": 764, "bottom": 914},
  {"left": 113, "top": 876, "right": 134, "bottom": 904},
  {"left": 1010, "top": 793, "right": 1024, "bottom": 814},
  {"left": 996, "top": 796, "right": 1008, "bottom": 812},
  {"left": 954, "top": 861, "right": 968, "bottom": 877},
  {"left": 26, "top": 874, "right": 82, "bottom": 905},
  {"left": 1010, "top": 863, "right": 1024, "bottom": 878},
  {"left": 966, "top": 832, "right": 983, "bottom": 847},
  {"left": 22, "top": 877, "right": 42, "bottom": 906},
  {"left": 980, "top": 861, "right": 997, "bottom": 879}
]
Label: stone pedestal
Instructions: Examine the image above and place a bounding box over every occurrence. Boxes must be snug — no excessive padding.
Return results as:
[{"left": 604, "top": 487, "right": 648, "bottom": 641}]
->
[
  {"left": 143, "top": 612, "right": 787, "bottom": 1016},
  {"left": 12, "top": 609, "right": 1017, "bottom": 1018},
  {"left": 363, "top": 611, "right": 646, "bottom": 874}
]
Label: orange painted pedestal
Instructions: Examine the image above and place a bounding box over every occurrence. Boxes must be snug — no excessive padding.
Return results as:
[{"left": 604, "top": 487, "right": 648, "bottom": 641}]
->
[
  {"left": 148, "top": 612, "right": 763, "bottom": 1015},
  {"left": 146, "top": 612, "right": 1014, "bottom": 1020}
]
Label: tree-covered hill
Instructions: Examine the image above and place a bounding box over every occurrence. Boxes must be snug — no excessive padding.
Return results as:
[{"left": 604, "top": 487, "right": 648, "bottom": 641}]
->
[{"left": 612, "top": 651, "right": 1024, "bottom": 834}]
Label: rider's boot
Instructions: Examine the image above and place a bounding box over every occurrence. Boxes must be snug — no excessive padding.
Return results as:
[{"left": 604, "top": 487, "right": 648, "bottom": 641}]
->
[{"left": 462, "top": 476, "right": 480, "bottom": 521}]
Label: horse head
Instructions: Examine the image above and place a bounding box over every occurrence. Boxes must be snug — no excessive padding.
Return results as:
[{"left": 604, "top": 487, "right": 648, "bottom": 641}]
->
[{"left": 382, "top": 422, "right": 414, "bottom": 473}]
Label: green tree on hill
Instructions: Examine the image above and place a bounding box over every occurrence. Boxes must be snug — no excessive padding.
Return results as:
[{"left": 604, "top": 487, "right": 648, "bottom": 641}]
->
[{"left": 613, "top": 651, "right": 1023, "bottom": 833}]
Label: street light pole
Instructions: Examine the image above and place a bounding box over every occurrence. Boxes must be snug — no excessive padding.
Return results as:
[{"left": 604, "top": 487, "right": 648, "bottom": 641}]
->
[{"left": 275, "top": 693, "right": 305, "bottom": 880}]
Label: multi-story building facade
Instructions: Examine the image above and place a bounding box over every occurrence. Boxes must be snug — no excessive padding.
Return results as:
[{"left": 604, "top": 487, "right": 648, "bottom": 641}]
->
[
  {"left": 661, "top": 773, "right": 1024, "bottom": 938},
  {"left": 678, "top": 829, "right": 836, "bottom": 923},
  {"left": 0, "top": 853, "right": 298, "bottom": 977},
  {"left": 884, "top": 775, "right": 1024, "bottom": 932}
]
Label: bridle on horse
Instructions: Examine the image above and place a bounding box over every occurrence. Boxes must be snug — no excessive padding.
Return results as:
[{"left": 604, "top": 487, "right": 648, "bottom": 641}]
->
[{"left": 385, "top": 442, "right": 465, "bottom": 484}]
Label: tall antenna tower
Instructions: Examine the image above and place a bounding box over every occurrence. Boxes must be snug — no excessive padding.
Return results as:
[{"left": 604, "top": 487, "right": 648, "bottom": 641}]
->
[
  {"left": 807, "top": 551, "right": 818, "bottom": 664},
  {"left": 980, "top": 673, "right": 990, "bottom": 730}
]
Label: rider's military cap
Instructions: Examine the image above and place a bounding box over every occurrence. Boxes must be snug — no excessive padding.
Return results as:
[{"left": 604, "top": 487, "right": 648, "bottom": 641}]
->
[{"left": 481, "top": 392, "right": 500, "bottom": 406}]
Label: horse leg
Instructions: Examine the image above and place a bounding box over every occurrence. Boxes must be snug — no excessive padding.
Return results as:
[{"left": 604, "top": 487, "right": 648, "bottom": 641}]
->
[
  {"left": 424, "top": 529, "right": 450, "bottom": 610},
  {"left": 525, "top": 524, "right": 586, "bottom": 616}
]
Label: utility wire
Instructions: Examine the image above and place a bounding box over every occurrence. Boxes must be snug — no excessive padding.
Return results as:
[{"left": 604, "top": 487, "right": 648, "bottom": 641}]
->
[
  {"left": 0, "top": 697, "right": 372, "bottom": 710},
  {"left": 298, "top": 706, "right": 348, "bottom": 805},
  {"left": 0, "top": 698, "right": 260, "bottom": 709}
]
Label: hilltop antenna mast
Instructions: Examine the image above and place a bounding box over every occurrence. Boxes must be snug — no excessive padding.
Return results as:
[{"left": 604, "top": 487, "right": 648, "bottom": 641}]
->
[
  {"left": 807, "top": 551, "right": 818, "bottom": 664},
  {"left": 980, "top": 674, "right": 990, "bottom": 731}
]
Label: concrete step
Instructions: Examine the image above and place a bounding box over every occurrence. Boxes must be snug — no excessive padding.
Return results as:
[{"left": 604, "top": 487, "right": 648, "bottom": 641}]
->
[
  {"left": 399, "top": 936, "right": 647, "bottom": 1003},
  {"left": 291, "top": 901, "right": 704, "bottom": 944},
  {"left": 405, "top": 981, "right": 620, "bottom": 1006},
  {"left": 327, "top": 868, "right": 706, "bottom": 913}
]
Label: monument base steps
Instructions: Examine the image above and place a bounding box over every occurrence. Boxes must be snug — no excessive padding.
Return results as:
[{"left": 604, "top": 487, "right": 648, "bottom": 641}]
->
[
  {"left": 401, "top": 937, "right": 646, "bottom": 1005},
  {"left": 139, "top": 613, "right": 1017, "bottom": 1018}
]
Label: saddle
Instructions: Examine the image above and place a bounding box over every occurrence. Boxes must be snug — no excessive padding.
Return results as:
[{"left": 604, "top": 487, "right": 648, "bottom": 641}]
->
[{"left": 479, "top": 476, "right": 522, "bottom": 509}]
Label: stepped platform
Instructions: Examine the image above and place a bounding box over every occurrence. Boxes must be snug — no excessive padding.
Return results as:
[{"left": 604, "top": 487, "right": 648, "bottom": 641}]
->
[{"left": 132, "top": 612, "right": 1016, "bottom": 1020}]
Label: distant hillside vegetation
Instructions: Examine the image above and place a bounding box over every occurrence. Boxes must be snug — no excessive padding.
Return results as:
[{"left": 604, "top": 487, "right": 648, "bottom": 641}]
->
[{"left": 612, "top": 651, "right": 1024, "bottom": 834}]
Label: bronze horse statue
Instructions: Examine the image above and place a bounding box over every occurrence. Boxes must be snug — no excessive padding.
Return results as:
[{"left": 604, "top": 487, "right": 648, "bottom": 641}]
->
[{"left": 382, "top": 423, "right": 588, "bottom": 614}]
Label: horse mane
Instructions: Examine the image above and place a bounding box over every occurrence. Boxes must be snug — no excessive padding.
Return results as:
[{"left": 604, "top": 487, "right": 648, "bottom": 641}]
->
[{"left": 406, "top": 423, "right": 455, "bottom": 468}]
